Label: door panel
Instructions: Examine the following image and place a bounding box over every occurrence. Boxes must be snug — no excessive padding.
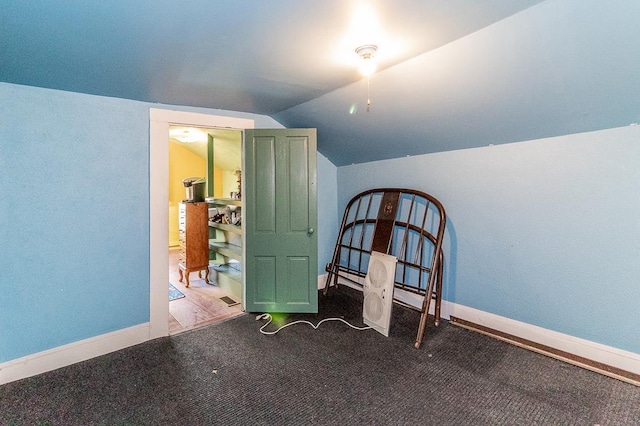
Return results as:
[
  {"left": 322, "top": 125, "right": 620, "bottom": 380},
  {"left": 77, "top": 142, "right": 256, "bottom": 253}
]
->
[
  {"left": 244, "top": 128, "right": 318, "bottom": 313},
  {"left": 286, "top": 256, "right": 311, "bottom": 304},
  {"left": 255, "top": 257, "right": 276, "bottom": 302},
  {"left": 288, "top": 138, "right": 310, "bottom": 232},
  {"left": 254, "top": 137, "right": 276, "bottom": 232}
]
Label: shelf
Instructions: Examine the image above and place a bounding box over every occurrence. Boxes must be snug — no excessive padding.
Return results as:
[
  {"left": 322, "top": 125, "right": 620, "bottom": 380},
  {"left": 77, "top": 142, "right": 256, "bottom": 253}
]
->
[
  {"left": 209, "top": 241, "right": 242, "bottom": 261},
  {"left": 208, "top": 203, "right": 242, "bottom": 296},
  {"left": 209, "top": 263, "right": 242, "bottom": 284},
  {"left": 205, "top": 197, "right": 242, "bottom": 207},
  {"left": 209, "top": 222, "right": 242, "bottom": 235}
]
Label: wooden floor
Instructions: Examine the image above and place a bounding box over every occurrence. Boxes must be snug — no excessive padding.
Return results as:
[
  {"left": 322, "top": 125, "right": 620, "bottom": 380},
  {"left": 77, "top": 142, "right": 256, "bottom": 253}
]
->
[{"left": 169, "top": 248, "right": 244, "bottom": 335}]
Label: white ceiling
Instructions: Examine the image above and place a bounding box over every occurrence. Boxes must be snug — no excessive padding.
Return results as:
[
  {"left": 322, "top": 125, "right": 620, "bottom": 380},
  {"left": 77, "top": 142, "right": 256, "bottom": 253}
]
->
[{"left": 2, "top": 0, "right": 639, "bottom": 165}]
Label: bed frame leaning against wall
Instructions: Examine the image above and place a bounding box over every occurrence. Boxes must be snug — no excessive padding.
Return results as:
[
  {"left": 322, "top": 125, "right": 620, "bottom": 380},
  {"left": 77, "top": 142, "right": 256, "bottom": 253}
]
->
[{"left": 323, "top": 188, "right": 446, "bottom": 349}]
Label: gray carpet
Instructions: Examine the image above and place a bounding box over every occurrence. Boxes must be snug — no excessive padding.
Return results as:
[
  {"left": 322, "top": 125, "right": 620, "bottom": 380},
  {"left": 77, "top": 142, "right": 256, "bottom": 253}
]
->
[{"left": 1, "top": 287, "right": 639, "bottom": 425}]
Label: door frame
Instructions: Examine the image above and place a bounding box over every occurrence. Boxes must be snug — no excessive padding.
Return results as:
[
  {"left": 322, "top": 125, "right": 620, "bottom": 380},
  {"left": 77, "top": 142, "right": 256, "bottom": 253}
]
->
[{"left": 149, "top": 108, "right": 254, "bottom": 339}]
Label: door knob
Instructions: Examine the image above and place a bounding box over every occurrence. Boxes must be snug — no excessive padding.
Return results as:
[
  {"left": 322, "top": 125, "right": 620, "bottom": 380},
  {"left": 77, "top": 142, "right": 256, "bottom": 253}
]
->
[{"left": 308, "top": 228, "right": 314, "bottom": 234}]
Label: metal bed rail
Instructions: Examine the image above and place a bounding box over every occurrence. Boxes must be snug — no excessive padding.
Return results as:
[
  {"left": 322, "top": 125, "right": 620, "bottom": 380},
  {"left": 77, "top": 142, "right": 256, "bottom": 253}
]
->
[{"left": 324, "top": 188, "right": 446, "bottom": 348}]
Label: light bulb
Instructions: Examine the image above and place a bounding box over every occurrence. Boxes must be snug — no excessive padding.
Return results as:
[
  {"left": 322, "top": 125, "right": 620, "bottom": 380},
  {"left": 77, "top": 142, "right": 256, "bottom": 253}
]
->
[
  {"left": 359, "top": 56, "right": 377, "bottom": 76},
  {"left": 355, "top": 44, "right": 378, "bottom": 77}
]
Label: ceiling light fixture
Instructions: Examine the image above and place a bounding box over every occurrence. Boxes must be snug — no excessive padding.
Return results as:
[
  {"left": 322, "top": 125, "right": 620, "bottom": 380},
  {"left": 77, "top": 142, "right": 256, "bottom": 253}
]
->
[
  {"left": 170, "top": 128, "right": 207, "bottom": 144},
  {"left": 356, "top": 44, "right": 378, "bottom": 112},
  {"left": 355, "top": 44, "right": 378, "bottom": 77}
]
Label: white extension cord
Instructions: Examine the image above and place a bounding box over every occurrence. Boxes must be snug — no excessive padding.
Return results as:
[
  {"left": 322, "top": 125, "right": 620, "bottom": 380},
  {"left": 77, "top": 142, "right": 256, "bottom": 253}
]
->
[{"left": 255, "top": 313, "right": 372, "bottom": 335}]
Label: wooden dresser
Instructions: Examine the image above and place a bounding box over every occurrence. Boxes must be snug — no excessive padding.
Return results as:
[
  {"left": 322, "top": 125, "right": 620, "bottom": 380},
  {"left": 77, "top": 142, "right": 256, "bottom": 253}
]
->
[{"left": 178, "top": 202, "right": 209, "bottom": 287}]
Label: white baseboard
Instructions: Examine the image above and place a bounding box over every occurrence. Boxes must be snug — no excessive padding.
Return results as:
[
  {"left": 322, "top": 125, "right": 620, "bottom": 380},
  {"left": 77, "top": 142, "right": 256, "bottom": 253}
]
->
[
  {"left": 444, "top": 303, "right": 640, "bottom": 378},
  {"left": 4, "top": 280, "right": 639, "bottom": 386},
  {"left": 0, "top": 323, "right": 151, "bottom": 385},
  {"left": 317, "top": 273, "right": 328, "bottom": 290},
  {"left": 325, "top": 274, "right": 640, "bottom": 379},
  {"left": 327, "top": 273, "right": 429, "bottom": 311}
]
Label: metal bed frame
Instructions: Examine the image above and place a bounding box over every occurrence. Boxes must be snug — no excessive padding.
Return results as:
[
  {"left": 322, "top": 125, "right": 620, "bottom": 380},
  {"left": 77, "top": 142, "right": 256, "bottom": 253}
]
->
[{"left": 323, "top": 188, "right": 446, "bottom": 348}]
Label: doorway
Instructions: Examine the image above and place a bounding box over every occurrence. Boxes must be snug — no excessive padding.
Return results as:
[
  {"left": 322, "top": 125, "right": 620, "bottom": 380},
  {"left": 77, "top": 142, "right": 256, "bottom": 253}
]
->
[
  {"left": 149, "top": 109, "right": 254, "bottom": 340},
  {"left": 167, "top": 125, "right": 244, "bottom": 334}
]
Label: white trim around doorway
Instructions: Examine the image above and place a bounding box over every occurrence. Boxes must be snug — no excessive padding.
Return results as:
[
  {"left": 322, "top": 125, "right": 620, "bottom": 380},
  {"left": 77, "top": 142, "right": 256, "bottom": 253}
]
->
[{"left": 149, "top": 108, "right": 254, "bottom": 339}]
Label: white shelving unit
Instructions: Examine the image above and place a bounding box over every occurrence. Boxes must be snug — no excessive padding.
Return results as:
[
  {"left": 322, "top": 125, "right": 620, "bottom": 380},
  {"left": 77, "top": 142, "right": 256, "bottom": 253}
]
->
[{"left": 207, "top": 197, "right": 242, "bottom": 300}]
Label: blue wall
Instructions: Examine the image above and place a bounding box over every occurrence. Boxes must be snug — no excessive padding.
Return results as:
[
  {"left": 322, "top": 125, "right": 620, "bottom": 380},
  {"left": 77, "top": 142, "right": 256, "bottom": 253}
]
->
[
  {"left": 337, "top": 126, "right": 640, "bottom": 354},
  {"left": 0, "top": 82, "right": 335, "bottom": 363},
  {"left": 317, "top": 154, "right": 339, "bottom": 276},
  {"left": 0, "top": 84, "right": 149, "bottom": 362},
  {"left": 3, "top": 80, "right": 636, "bottom": 364}
]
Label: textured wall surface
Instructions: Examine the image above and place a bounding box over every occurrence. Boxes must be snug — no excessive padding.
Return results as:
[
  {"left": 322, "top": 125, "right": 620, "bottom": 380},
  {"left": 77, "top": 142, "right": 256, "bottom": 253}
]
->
[
  {"left": 0, "top": 82, "right": 335, "bottom": 362},
  {"left": 337, "top": 126, "right": 640, "bottom": 354}
]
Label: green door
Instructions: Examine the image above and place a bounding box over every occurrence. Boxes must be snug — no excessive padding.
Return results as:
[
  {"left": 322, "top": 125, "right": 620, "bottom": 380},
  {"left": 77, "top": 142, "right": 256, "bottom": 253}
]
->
[{"left": 244, "top": 128, "right": 318, "bottom": 313}]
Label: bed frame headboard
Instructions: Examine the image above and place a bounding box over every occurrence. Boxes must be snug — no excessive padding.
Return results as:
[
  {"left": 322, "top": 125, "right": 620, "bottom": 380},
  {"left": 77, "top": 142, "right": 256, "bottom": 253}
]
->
[{"left": 323, "top": 188, "right": 446, "bottom": 348}]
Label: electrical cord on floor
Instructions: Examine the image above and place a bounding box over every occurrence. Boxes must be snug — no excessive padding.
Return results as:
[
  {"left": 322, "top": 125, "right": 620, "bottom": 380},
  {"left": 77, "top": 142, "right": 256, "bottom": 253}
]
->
[{"left": 255, "top": 313, "right": 371, "bottom": 335}]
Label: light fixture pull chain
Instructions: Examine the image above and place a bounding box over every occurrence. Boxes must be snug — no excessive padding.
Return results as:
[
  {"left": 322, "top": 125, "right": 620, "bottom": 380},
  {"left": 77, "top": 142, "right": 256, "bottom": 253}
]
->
[{"left": 367, "top": 76, "right": 371, "bottom": 112}]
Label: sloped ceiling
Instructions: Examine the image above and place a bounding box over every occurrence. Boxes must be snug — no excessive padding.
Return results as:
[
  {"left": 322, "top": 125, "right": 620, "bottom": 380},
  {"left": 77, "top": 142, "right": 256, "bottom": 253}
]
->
[
  {"left": 170, "top": 127, "right": 242, "bottom": 172},
  {"left": 2, "top": 0, "right": 639, "bottom": 166}
]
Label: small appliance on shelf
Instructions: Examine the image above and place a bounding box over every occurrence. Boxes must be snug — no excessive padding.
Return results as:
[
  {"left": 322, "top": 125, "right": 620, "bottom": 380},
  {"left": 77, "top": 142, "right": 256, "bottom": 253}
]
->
[{"left": 182, "top": 177, "right": 206, "bottom": 202}]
